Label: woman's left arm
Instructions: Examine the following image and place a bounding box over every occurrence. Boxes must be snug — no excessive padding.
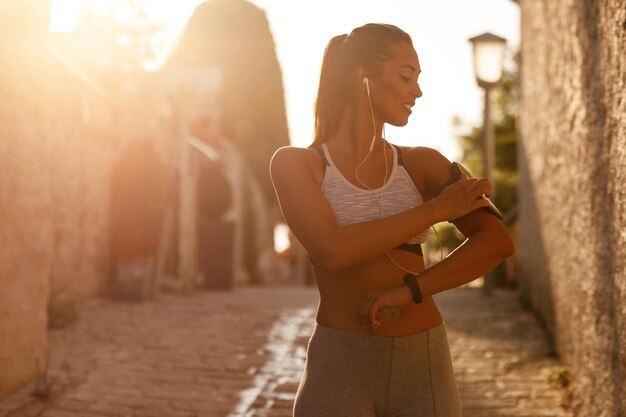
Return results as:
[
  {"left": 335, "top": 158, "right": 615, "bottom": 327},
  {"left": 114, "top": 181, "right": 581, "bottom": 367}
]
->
[
  {"left": 406, "top": 146, "right": 515, "bottom": 296},
  {"left": 416, "top": 206, "right": 514, "bottom": 297},
  {"left": 359, "top": 147, "right": 514, "bottom": 329}
]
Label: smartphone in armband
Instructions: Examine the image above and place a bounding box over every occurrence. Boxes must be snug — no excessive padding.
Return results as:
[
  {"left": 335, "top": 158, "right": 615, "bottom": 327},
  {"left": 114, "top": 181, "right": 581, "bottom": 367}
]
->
[{"left": 440, "top": 162, "right": 504, "bottom": 221}]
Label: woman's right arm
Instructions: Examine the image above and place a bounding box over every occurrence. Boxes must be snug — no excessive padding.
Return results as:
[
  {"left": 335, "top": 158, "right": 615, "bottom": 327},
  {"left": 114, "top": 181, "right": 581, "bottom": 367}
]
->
[{"left": 270, "top": 146, "right": 489, "bottom": 270}]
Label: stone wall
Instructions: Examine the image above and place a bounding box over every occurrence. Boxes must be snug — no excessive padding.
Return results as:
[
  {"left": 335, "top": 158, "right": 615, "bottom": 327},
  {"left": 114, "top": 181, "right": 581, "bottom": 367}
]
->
[
  {"left": 0, "top": 42, "right": 52, "bottom": 400},
  {"left": 517, "top": 1, "right": 626, "bottom": 416},
  {"left": 0, "top": 39, "right": 114, "bottom": 399}
]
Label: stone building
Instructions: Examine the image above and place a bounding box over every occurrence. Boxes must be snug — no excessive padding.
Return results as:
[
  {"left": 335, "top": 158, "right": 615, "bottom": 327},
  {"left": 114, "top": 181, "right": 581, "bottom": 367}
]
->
[
  {"left": 0, "top": 1, "right": 115, "bottom": 399},
  {"left": 0, "top": 0, "right": 290, "bottom": 400},
  {"left": 517, "top": 1, "right": 625, "bottom": 416},
  {"left": 168, "top": 0, "right": 291, "bottom": 284}
]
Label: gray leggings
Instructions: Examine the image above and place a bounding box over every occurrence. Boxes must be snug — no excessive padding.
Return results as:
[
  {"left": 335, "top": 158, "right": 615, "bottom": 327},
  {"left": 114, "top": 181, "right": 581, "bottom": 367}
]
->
[{"left": 294, "top": 322, "right": 462, "bottom": 417}]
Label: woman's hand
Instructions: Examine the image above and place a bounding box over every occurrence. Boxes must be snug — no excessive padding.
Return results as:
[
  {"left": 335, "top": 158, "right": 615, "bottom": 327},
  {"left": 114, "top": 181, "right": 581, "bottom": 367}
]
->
[
  {"left": 431, "top": 174, "right": 492, "bottom": 222},
  {"left": 358, "top": 284, "right": 413, "bottom": 330}
]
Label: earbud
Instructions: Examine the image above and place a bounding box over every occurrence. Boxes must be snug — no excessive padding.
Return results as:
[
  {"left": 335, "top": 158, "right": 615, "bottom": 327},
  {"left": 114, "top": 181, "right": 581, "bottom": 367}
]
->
[{"left": 361, "top": 77, "right": 376, "bottom": 152}]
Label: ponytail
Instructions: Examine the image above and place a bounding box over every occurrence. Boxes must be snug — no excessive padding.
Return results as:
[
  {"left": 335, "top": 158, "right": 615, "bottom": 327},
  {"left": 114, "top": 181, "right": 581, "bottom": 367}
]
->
[
  {"left": 314, "top": 34, "right": 350, "bottom": 144},
  {"left": 312, "top": 24, "right": 413, "bottom": 145}
]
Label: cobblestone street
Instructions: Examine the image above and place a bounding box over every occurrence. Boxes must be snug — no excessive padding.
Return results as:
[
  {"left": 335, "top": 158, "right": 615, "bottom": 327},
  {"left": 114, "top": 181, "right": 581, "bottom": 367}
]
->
[{"left": 0, "top": 286, "right": 572, "bottom": 417}]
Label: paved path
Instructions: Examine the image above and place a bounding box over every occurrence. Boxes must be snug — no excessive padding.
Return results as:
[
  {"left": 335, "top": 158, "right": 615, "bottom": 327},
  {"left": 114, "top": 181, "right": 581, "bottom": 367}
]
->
[{"left": 0, "top": 286, "right": 572, "bottom": 417}]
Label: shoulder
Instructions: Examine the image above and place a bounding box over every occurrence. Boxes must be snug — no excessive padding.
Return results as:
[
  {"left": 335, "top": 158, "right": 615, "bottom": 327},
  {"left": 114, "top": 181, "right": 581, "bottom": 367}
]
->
[
  {"left": 395, "top": 145, "right": 453, "bottom": 201},
  {"left": 270, "top": 145, "right": 325, "bottom": 187},
  {"left": 271, "top": 145, "right": 319, "bottom": 167}
]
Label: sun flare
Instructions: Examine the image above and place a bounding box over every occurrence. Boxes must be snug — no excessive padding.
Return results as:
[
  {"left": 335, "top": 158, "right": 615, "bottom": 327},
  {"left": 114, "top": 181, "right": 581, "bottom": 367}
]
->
[{"left": 48, "top": 0, "right": 81, "bottom": 33}]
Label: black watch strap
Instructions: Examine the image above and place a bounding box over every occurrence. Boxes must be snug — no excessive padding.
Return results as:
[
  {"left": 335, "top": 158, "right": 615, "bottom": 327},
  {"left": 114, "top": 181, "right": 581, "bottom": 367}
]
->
[{"left": 403, "top": 274, "right": 423, "bottom": 304}]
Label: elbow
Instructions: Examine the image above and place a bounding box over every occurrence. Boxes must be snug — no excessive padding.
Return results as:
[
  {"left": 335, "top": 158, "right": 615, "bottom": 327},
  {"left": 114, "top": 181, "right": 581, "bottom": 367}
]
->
[
  {"left": 318, "top": 253, "right": 345, "bottom": 272},
  {"left": 495, "top": 232, "right": 515, "bottom": 260},
  {"left": 313, "top": 246, "right": 350, "bottom": 271}
]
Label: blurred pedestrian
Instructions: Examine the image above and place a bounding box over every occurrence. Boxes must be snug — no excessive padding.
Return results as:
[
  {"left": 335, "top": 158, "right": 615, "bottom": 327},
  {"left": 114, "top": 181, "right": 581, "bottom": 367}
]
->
[{"left": 270, "top": 23, "right": 514, "bottom": 417}]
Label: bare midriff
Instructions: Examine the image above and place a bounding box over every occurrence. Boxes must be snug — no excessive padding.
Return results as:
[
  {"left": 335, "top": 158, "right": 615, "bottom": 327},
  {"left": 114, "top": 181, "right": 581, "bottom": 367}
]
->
[{"left": 313, "top": 247, "right": 443, "bottom": 337}]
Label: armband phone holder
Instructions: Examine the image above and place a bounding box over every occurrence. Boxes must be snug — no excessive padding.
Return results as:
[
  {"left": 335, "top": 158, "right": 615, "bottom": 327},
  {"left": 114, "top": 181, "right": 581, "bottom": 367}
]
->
[{"left": 441, "top": 162, "right": 504, "bottom": 220}]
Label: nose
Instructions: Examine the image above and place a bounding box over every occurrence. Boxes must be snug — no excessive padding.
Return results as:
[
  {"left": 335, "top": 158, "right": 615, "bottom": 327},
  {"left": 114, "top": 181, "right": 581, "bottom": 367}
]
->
[{"left": 414, "top": 82, "right": 423, "bottom": 99}]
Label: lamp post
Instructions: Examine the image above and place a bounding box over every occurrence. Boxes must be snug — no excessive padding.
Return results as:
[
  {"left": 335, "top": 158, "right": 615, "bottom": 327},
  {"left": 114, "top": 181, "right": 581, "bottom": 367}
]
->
[{"left": 469, "top": 32, "right": 506, "bottom": 296}]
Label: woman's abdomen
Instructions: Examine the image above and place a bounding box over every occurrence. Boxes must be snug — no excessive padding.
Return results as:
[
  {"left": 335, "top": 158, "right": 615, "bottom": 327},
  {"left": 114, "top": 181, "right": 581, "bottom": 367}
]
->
[{"left": 313, "top": 249, "right": 443, "bottom": 337}]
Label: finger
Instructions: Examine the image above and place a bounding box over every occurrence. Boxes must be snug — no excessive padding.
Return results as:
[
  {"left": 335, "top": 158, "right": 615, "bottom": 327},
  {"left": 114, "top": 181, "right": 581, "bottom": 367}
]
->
[
  {"left": 367, "top": 295, "right": 380, "bottom": 326},
  {"left": 470, "top": 179, "right": 489, "bottom": 198},
  {"left": 447, "top": 179, "right": 473, "bottom": 195},
  {"left": 359, "top": 292, "right": 377, "bottom": 325},
  {"left": 485, "top": 180, "right": 491, "bottom": 197},
  {"left": 459, "top": 177, "right": 476, "bottom": 186},
  {"left": 477, "top": 178, "right": 491, "bottom": 198},
  {"left": 475, "top": 196, "right": 491, "bottom": 210},
  {"left": 369, "top": 299, "right": 383, "bottom": 329},
  {"left": 359, "top": 292, "right": 374, "bottom": 315},
  {"left": 363, "top": 292, "right": 378, "bottom": 319}
]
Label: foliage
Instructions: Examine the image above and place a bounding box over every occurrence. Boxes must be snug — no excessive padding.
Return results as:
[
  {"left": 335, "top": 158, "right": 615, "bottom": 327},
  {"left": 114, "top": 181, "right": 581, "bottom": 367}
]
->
[
  {"left": 436, "top": 50, "right": 520, "bottom": 280},
  {"left": 73, "top": 0, "right": 168, "bottom": 73},
  {"left": 546, "top": 366, "right": 571, "bottom": 388},
  {"left": 427, "top": 223, "right": 464, "bottom": 265},
  {"left": 456, "top": 51, "right": 519, "bottom": 215}
]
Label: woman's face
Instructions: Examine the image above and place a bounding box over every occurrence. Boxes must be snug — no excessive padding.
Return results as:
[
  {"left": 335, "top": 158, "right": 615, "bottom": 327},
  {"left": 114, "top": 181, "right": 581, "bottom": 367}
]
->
[{"left": 368, "top": 42, "right": 422, "bottom": 127}]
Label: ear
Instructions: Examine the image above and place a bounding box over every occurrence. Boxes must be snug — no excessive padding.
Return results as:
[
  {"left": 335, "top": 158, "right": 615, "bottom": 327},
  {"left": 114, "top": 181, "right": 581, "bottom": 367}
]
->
[{"left": 355, "top": 67, "right": 369, "bottom": 92}]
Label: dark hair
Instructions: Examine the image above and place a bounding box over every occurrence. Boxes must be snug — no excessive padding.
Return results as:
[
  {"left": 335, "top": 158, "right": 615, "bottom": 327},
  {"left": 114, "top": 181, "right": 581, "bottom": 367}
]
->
[{"left": 313, "top": 23, "right": 413, "bottom": 144}]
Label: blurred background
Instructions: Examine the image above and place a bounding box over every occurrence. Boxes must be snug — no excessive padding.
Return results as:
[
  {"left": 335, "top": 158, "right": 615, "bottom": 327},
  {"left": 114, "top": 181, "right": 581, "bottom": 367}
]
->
[
  {"left": 47, "top": 0, "right": 520, "bottom": 157},
  {"left": 1, "top": 1, "right": 624, "bottom": 416}
]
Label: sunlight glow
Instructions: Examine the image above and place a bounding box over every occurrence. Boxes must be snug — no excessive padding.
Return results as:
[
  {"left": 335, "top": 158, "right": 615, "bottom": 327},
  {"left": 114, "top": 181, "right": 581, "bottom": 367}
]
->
[
  {"left": 48, "top": 0, "right": 80, "bottom": 32},
  {"left": 48, "top": 0, "right": 520, "bottom": 160},
  {"left": 274, "top": 223, "right": 291, "bottom": 253}
]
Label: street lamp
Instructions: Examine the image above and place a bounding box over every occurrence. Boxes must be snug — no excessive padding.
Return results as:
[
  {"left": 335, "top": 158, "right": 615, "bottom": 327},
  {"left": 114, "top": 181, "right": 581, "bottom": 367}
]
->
[
  {"left": 469, "top": 32, "right": 507, "bottom": 187},
  {"left": 469, "top": 33, "right": 507, "bottom": 88},
  {"left": 468, "top": 32, "right": 506, "bottom": 295}
]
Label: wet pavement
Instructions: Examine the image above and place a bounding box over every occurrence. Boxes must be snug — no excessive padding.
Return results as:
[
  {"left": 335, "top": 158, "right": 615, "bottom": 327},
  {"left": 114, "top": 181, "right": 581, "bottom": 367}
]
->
[{"left": 0, "top": 286, "right": 572, "bottom": 417}]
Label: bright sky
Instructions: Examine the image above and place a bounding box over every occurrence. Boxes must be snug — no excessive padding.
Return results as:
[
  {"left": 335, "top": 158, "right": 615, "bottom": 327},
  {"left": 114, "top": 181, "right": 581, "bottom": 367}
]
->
[{"left": 50, "top": 0, "right": 520, "bottom": 160}]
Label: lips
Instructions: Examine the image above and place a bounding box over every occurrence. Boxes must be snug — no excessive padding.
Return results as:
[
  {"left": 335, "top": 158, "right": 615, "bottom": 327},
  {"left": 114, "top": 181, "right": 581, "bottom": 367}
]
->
[{"left": 402, "top": 102, "right": 415, "bottom": 111}]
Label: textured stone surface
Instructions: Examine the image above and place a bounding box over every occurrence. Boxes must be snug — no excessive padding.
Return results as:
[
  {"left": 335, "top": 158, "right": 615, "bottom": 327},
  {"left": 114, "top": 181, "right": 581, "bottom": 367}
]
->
[
  {"left": 0, "top": 37, "right": 113, "bottom": 398},
  {"left": 518, "top": 1, "right": 626, "bottom": 416},
  {"left": 0, "top": 287, "right": 571, "bottom": 417},
  {"left": 0, "top": 40, "right": 56, "bottom": 400}
]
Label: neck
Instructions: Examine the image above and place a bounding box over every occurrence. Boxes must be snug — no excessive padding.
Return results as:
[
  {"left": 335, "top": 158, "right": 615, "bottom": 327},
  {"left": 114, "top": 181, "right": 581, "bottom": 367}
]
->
[{"left": 328, "top": 102, "right": 385, "bottom": 159}]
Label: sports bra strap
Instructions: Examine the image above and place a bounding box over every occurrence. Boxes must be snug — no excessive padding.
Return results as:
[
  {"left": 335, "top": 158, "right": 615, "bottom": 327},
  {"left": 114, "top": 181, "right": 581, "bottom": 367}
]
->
[
  {"left": 310, "top": 145, "right": 330, "bottom": 173},
  {"left": 311, "top": 142, "right": 403, "bottom": 171},
  {"left": 391, "top": 143, "right": 404, "bottom": 166}
]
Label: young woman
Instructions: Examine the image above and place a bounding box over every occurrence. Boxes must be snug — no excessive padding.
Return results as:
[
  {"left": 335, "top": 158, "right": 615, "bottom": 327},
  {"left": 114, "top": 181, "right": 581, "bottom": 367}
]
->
[{"left": 270, "top": 23, "right": 514, "bottom": 417}]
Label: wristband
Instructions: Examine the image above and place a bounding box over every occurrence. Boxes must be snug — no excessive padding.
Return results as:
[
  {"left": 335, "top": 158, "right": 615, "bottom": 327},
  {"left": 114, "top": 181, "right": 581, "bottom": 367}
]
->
[{"left": 403, "top": 274, "right": 423, "bottom": 304}]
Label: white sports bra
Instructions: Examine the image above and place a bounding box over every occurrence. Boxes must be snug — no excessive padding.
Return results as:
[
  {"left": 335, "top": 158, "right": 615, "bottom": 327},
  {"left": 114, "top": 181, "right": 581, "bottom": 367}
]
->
[{"left": 318, "top": 142, "right": 429, "bottom": 245}]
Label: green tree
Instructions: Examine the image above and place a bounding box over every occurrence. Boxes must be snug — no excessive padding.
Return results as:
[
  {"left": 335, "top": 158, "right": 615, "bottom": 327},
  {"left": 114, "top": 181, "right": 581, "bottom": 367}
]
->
[
  {"left": 73, "top": 0, "right": 167, "bottom": 72},
  {"left": 451, "top": 50, "right": 519, "bottom": 286},
  {"left": 456, "top": 51, "right": 519, "bottom": 215},
  {"left": 431, "top": 51, "right": 519, "bottom": 278}
]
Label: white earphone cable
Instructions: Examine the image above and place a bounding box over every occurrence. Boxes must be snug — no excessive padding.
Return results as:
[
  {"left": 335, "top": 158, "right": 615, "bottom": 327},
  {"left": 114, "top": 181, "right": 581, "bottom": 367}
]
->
[
  {"left": 355, "top": 78, "right": 389, "bottom": 217},
  {"left": 357, "top": 78, "right": 443, "bottom": 276}
]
